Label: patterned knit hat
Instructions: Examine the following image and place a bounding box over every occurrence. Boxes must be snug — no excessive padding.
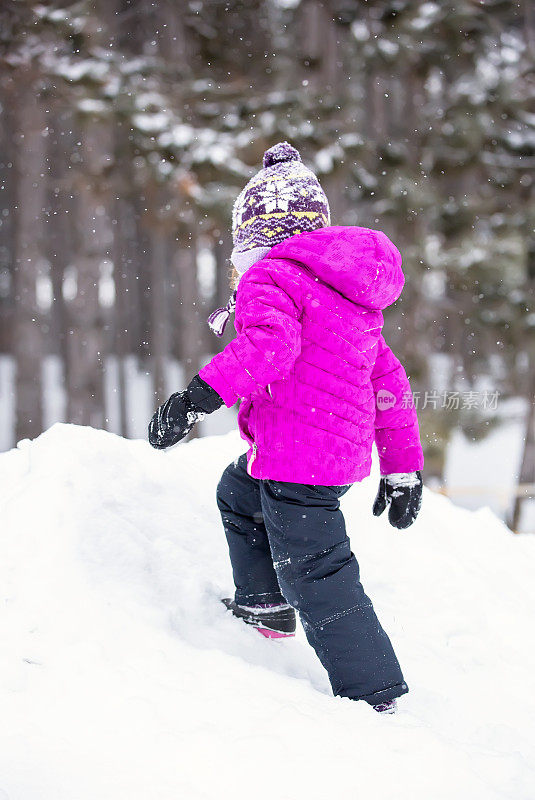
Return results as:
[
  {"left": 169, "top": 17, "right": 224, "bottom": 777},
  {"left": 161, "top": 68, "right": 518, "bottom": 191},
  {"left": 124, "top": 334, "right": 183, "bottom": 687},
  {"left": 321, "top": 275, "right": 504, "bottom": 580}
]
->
[
  {"left": 230, "top": 142, "right": 330, "bottom": 273},
  {"left": 207, "top": 142, "right": 330, "bottom": 336}
]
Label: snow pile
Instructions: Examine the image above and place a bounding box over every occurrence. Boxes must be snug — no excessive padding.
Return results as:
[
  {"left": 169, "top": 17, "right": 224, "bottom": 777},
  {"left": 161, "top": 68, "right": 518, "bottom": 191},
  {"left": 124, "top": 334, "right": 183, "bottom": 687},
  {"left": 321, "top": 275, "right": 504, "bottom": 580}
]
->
[{"left": 0, "top": 424, "right": 534, "bottom": 800}]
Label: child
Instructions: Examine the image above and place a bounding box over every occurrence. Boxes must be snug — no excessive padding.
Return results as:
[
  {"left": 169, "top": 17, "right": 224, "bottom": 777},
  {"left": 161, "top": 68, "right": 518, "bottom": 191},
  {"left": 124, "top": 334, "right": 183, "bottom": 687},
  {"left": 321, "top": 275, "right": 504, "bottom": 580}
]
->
[{"left": 148, "top": 142, "right": 423, "bottom": 714}]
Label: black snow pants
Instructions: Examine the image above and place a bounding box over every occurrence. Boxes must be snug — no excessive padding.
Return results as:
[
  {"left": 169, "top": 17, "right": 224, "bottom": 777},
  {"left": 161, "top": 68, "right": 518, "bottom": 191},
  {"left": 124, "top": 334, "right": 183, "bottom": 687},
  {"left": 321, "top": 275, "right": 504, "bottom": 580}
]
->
[{"left": 216, "top": 453, "right": 408, "bottom": 704}]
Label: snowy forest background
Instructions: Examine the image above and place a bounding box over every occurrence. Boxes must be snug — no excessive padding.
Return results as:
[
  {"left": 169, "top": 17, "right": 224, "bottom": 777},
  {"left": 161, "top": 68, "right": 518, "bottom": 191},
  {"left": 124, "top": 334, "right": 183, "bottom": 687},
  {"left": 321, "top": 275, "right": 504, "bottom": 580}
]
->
[{"left": 0, "top": 0, "right": 533, "bottom": 530}]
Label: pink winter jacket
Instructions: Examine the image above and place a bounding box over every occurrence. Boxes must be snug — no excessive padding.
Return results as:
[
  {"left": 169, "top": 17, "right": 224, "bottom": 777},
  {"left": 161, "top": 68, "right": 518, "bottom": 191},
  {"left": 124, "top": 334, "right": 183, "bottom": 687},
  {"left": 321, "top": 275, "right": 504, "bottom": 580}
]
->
[{"left": 199, "top": 226, "right": 424, "bottom": 485}]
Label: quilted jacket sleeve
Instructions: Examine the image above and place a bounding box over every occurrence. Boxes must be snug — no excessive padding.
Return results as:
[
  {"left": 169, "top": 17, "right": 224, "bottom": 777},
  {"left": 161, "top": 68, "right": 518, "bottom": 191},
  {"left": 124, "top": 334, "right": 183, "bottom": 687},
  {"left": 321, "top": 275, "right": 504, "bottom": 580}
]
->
[
  {"left": 371, "top": 335, "right": 424, "bottom": 475},
  {"left": 199, "top": 263, "right": 302, "bottom": 408}
]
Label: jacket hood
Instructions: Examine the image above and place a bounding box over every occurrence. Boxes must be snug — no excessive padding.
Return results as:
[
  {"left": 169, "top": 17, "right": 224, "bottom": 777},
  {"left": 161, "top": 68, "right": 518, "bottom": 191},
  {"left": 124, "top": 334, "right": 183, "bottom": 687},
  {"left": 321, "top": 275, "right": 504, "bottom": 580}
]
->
[{"left": 266, "top": 225, "right": 404, "bottom": 311}]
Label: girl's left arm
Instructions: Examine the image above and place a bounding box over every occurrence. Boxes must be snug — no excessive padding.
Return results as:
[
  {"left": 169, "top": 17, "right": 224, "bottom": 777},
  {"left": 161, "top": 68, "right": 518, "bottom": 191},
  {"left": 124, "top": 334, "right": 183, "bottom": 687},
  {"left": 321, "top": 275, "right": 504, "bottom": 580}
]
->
[
  {"left": 371, "top": 336, "right": 424, "bottom": 528},
  {"left": 371, "top": 335, "right": 424, "bottom": 475},
  {"left": 199, "top": 263, "right": 302, "bottom": 407}
]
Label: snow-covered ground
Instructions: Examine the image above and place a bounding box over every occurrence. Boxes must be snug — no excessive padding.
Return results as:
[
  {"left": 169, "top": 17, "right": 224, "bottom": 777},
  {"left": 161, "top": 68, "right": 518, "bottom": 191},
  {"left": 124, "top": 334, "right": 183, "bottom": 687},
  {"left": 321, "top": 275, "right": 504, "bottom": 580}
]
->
[
  {"left": 2, "top": 355, "right": 532, "bottom": 531},
  {"left": 1, "top": 425, "right": 534, "bottom": 800}
]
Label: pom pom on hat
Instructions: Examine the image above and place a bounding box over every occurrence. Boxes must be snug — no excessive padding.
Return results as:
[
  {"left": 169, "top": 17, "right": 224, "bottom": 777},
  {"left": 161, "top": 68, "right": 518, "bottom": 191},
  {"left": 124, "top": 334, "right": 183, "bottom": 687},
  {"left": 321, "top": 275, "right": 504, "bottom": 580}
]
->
[{"left": 262, "top": 141, "right": 301, "bottom": 169}]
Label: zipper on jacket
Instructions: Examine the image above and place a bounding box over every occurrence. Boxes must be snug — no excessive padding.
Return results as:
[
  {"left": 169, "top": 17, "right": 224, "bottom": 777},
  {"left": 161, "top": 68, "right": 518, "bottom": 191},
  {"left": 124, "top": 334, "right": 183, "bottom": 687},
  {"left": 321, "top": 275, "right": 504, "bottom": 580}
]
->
[{"left": 247, "top": 442, "right": 258, "bottom": 476}]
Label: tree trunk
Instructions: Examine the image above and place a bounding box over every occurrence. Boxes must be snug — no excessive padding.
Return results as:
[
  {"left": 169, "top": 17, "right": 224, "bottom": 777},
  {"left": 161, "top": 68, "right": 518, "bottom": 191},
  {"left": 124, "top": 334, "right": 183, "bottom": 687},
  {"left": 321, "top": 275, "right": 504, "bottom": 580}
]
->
[
  {"left": 66, "top": 120, "right": 109, "bottom": 428},
  {"left": 12, "top": 78, "right": 46, "bottom": 441},
  {"left": 299, "top": 0, "right": 346, "bottom": 100},
  {"left": 175, "top": 233, "right": 203, "bottom": 374},
  {"left": 510, "top": 372, "right": 535, "bottom": 532},
  {"left": 149, "top": 228, "right": 170, "bottom": 407},
  {"left": 47, "top": 110, "right": 73, "bottom": 367},
  {"left": 134, "top": 198, "right": 153, "bottom": 362},
  {"left": 0, "top": 87, "right": 16, "bottom": 355},
  {"left": 173, "top": 231, "right": 203, "bottom": 439},
  {"left": 112, "top": 192, "right": 133, "bottom": 438}
]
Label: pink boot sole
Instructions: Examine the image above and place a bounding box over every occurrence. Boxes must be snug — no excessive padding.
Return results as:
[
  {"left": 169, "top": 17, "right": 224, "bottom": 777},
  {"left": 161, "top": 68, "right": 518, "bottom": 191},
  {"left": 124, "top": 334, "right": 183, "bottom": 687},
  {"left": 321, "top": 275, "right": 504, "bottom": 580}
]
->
[{"left": 257, "top": 627, "right": 295, "bottom": 639}]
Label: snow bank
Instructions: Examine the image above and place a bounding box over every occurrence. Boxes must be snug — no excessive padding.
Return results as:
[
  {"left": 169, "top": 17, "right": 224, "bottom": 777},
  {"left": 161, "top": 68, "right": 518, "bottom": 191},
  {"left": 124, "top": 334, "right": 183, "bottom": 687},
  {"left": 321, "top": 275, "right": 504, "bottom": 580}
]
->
[{"left": 0, "top": 424, "right": 534, "bottom": 800}]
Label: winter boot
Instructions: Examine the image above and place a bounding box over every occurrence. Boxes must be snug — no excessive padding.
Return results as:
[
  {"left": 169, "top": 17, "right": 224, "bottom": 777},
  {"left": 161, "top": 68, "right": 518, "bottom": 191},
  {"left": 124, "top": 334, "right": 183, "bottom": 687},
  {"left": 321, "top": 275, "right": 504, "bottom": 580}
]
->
[
  {"left": 222, "top": 598, "right": 296, "bottom": 638},
  {"left": 373, "top": 699, "right": 397, "bottom": 714}
]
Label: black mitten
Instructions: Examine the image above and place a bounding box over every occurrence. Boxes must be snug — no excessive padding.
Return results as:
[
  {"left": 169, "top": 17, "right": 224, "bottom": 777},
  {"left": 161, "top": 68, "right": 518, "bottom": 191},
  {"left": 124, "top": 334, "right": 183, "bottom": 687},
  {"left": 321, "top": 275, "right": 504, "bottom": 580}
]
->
[
  {"left": 372, "top": 471, "right": 422, "bottom": 530},
  {"left": 148, "top": 375, "right": 224, "bottom": 450}
]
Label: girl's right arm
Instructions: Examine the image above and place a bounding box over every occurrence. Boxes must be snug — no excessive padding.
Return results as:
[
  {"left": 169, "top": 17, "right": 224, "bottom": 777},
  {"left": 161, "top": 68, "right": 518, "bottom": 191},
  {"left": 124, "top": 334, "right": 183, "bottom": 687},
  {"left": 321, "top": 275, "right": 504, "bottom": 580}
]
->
[{"left": 199, "top": 263, "right": 302, "bottom": 408}]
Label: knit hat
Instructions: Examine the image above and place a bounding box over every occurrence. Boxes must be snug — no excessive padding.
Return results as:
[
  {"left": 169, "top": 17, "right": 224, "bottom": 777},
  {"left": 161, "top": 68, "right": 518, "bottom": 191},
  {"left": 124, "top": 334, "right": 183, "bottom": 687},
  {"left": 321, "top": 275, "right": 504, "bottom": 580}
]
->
[
  {"left": 208, "top": 142, "right": 330, "bottom": 336},
  {"left": 231, "top": 142, "right": 330, "bottom": 273}
]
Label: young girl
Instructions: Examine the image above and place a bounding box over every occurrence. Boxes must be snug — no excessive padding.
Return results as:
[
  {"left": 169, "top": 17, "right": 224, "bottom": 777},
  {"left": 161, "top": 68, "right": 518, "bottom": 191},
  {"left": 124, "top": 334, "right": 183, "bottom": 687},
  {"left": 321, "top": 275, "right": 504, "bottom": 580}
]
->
[{"left": 148, "top": 142, "right": 423, "bottom": 714}]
